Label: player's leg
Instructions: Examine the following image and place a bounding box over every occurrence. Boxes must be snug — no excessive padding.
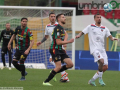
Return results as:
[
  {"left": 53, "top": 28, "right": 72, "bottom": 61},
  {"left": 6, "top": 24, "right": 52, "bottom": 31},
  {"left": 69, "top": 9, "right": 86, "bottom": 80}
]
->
[
  {"left": 8, "top": 48, "right": 12, "bottom": 70},
  {"left": 19, "top": 53, "right": 28, "bottom": 81},
  {"left": 12, "top": 49, "right": 21, "bottom": 71},
  {"left": 43, "top": 61, "right": 62, "bottom": 86},
  {"left": 1, "top": 47, "right": 7, "bottom": 69},
  {"left": 88, "top": 50, "right": 104, "bottom": 86},
  {"left": 49, "top": 55, "right": 69, "bottom": 82}
]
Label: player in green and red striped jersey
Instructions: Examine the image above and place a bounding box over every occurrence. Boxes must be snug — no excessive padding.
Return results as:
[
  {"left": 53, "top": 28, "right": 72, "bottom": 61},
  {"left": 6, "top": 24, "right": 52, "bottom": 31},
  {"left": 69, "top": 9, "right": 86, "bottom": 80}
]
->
[{"left": 8, "top": 18, "right": 34, "bottom": 81}]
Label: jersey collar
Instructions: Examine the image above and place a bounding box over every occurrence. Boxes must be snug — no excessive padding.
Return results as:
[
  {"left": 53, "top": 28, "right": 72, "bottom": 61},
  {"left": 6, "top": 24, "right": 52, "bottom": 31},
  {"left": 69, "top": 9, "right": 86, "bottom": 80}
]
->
[
  {"left": 94, "top": 23, "right": 103, "bottom": 27},
  {"left": 50, "top": 22, "right": 58, "bottom": 25}
]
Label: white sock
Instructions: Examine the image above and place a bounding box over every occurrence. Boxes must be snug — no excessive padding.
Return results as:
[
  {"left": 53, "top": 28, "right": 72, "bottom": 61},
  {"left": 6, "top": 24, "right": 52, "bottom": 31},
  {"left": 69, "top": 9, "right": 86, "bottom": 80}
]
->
[
  {"left": 50, "top": 61, "right": 56, "bottom": 67},
  {"left": 98, "top": 71, "right": 103, "bottom": 80},
  {"left": 61, "top": 71, "right": 66, "bottom": 75},
  {"left": 91, "top": 72, "right": 99, "bottom": 81}
]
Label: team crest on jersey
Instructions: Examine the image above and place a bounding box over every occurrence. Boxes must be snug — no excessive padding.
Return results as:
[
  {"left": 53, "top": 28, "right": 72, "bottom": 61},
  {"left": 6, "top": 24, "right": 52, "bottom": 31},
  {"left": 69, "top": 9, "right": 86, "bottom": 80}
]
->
[
  {"left": 10, "top": 33, "right": 11, "bottom": 35},
  {"left": 101, "top": 29, "right": 103, "bottom": 32},
  {"left": 98, "top": 55, "right": 100, "bottom": 58},
  {"left": 57, "top": 29, "right": 59, "bottom": 31}
]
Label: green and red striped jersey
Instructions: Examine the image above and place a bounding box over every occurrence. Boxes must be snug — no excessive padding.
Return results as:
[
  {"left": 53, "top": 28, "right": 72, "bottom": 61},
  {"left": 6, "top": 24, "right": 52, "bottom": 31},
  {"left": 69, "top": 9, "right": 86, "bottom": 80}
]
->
[
  {"left": 14, "top": 26, "right": 33, "bottom": 50},
  {"left": 50, "top": 24, "right": 65, "bottom": 50}
]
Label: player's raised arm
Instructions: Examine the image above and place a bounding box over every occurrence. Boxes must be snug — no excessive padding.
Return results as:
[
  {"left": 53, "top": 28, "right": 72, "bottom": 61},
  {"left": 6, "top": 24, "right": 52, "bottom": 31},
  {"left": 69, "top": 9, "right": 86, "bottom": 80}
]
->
[
  {"left": 55, "top": 29, "right": 74, "bottom": 45},
  {"left": 75, "top": 25, "right": 90, "bottom": 39},
  {"left": 37, "top": 26, "right": 49, "bottom": 46},
  {"left": 105, "top": 27, "right": 118, "bottom": 41}
]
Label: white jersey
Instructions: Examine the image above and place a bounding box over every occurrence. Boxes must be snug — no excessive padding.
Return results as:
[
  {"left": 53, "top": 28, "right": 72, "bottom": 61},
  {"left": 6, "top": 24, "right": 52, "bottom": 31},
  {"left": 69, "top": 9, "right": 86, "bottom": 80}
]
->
[
  {"left": 82, "top": 24, "right": 111, "bottom": 54},
  {"left": 45, "top": 22, "right": 58, "bottom": 42}
]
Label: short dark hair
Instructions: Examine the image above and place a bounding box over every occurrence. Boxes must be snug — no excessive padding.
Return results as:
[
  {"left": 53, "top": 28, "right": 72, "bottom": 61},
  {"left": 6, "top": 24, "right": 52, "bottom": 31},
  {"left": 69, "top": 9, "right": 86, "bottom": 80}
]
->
[
  {"left": 21, "top": 17, "right": 28, "bottom": 21},
  {"left": 94, "top": 13, "right": 101, "bottom": 19},
  {"left": 49, "top": 12, "right": 55, "bottom": 16},
  {"left": 56, "top": 13, "right": 64, "bottom": 22}
]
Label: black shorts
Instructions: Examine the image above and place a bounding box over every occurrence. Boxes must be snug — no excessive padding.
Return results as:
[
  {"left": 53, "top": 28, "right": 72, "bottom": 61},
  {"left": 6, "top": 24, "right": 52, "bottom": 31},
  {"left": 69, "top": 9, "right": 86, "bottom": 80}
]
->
[
  {"left": 50, "top": 49, "right": 69, "bottom": 62},
  {"left": 1, "top": 46, "right": 13, "bottom": 54},
  {"left": 13, "top": 49, "right": 29, "bottom": 61}
]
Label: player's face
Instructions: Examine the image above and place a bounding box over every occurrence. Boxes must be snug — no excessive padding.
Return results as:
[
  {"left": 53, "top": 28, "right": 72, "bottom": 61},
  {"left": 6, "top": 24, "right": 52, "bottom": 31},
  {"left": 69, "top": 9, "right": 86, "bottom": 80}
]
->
[
  {"left": 95, "top": 15, "right": 101, "bottom": 24},
  {"left": 60, "top": 15, "right": 66, "bottom": 24},
  {"left": 21, "top": 19, "right": 28, "bottom": 28},
  {"left": 6, "top": 23, "right": 10, "bottom": 30},
  {"left": 49, "top": 14, "right": 56, "bottom": 23}
]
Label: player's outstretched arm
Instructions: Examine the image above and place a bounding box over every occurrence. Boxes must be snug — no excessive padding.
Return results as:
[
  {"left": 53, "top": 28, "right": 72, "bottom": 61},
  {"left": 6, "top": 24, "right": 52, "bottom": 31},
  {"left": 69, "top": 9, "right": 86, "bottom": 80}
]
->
[
  {"left": 37, "top": 35, "right": 49, "bottom": 46},
  {"left": 56, "top": 38, "right": 74, "bottom": 45},
  {"left": 75, "top": 32, "right": 84, "bottom": 39},
  {"left": 108, "top": 35, "right": 118, "bottom": 41},
  {"left": 8, "top": 34, "right": 16, "bottom": 50}
]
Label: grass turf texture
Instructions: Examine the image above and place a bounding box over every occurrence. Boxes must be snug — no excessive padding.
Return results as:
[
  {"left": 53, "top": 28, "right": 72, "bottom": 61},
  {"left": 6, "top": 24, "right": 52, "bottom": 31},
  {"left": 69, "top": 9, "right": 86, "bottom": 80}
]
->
[{"left": 0, "top": 69, "right": 119, "bottom": 90}]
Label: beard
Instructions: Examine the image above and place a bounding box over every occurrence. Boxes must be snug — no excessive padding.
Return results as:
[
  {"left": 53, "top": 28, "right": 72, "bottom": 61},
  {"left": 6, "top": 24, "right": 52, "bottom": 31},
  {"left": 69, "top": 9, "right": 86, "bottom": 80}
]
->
[
  {"left": 98, "top": 21, "right": 101, "bottom": 24},
  {"left": 61, "top": 21, "right": 65, "bottom": 24}
]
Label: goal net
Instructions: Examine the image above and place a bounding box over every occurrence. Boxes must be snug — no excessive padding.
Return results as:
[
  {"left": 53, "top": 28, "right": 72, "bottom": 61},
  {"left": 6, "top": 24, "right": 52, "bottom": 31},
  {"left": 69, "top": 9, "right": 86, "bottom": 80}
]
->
[{"left": 0, "top": 6, "right": 75, "bottom": 69}]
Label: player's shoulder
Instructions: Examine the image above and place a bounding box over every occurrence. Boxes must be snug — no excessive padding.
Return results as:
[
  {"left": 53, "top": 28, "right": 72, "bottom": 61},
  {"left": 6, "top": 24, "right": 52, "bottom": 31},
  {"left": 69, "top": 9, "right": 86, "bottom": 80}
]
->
[
  {"left": 54, "top": 24, "right": 59, "bottom": 30},
  {"left": 100, "top": 25, "right": 106, "bottom": 29},
  {"left": 90, "top": 24, "right": 96, "bottom": 27},
  {"left": 16, "top": 26, "right": 21, "bottom": 30}
]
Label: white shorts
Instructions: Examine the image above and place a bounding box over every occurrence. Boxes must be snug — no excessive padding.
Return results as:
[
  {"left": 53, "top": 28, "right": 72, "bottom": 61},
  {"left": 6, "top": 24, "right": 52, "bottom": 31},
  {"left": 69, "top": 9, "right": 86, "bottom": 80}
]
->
[{"left": 92, "top": 49, "right": 108, "bottom": 65}]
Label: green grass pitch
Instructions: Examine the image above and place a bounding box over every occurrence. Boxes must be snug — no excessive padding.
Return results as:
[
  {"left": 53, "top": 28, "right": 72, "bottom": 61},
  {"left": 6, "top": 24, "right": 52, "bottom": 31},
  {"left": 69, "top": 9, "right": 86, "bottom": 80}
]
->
[{"left": 0, "top": 69, "right": 120, "bottom": 90}]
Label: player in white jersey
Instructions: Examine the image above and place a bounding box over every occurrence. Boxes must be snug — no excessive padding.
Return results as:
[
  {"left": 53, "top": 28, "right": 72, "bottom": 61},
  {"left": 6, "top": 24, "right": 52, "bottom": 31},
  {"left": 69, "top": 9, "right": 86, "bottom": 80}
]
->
[
  {"left": 76, "top": 13, "right": 118, "bottom": 86},
  {"left": 37, "top": 12, "right": 69, "bottom": 82}
]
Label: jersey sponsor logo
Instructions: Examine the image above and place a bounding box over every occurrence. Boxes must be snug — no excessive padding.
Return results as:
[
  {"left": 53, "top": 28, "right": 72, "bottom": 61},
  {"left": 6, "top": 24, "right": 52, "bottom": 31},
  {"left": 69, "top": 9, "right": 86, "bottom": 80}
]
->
[{"left": 20, "top": 55, "right": 25, "bottom": 59}]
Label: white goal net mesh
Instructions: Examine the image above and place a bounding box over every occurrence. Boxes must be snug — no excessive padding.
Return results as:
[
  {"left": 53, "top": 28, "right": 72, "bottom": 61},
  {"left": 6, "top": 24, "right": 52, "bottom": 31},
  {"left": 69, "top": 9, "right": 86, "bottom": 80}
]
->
[{"left": 0, "top": 7, "right": 75, "bottom": 69}]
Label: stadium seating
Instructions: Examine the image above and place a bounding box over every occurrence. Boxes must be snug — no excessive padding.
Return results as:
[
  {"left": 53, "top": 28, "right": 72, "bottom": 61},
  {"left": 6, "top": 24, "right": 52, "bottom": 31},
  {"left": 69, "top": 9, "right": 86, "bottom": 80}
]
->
[
  {"left": 83, "top": 7, "right": 90, "bottom": 15},
  {"left": 91, "top": 8, "right": 98, "bottom": 15}
]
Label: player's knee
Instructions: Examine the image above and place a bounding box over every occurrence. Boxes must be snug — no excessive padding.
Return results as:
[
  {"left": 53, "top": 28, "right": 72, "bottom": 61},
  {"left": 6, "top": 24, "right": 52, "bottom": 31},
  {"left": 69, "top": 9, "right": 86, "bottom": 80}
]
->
[
  {"left": 20, "top": 60, "right": 24, "bottom": 65},
  {"left": 67, "top": 63, "right": 73, "bottom": 68}
]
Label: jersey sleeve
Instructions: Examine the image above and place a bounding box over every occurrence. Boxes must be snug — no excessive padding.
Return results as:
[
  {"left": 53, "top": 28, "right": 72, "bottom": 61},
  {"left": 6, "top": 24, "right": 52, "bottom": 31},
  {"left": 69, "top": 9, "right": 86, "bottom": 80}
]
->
[
  {"left": 28, "top": 30, "right": 33, "bottom": 40},
  {"left": 14, "top": 27, "right": 18, "bottom": 35},
  {"left": 45, "top": 26, "right": 49, "bottom": 35},
  {"left": 82, "top": 25, "right": 90, "bottom": 34},
  {"left": 54, "top": 28, "right": 61, "bottom": 39},
  {"left": 105, "top": 27, "right": 111, "bottom": 37},
  {"left": 0, "top": 30, "right": 3, "bottom": 42}
]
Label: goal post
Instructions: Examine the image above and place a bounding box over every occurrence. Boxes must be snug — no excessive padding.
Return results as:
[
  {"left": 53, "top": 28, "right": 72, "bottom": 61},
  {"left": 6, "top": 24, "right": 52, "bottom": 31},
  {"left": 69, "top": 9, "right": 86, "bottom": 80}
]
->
[{"left": 0, "top": 6, "right": 76, "bottom": 70}]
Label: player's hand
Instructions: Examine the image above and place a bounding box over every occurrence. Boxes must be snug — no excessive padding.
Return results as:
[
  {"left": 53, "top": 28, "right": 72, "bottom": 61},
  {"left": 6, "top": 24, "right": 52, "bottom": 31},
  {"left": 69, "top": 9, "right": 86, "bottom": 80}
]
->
[
  {"left": 112, "top": 37, "right": 118, "bottom": 41},
  {"left": 69, "top": 38, "right": 74, "bottom": 43},
  {"left": 8, "top": 44, "right": 11, "bottom": 50},
  {"left": 75, "top": 35, "right": 80, "bottom": 39},
  {"left": 24, "top": 49, "right": 29, "bottom": 55},
  {"left": 63, "top": 44, "right": 67, "bottom": 48},
  {"left": 37, "top": 42, "right": 42, "bottom": 46}
]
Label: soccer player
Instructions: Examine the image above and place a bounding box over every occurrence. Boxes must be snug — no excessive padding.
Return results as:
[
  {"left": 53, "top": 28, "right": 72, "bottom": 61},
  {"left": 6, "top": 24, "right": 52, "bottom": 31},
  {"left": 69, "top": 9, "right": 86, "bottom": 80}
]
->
[
  {"left": 0, "top": 23, "right": 17, "bottom": 70},
  {"left": 8, "top": 17, "right": 34, "bottom": 81},
  {"left": 37, "top": 12, "right": 69, "bottom": 82},
  {"left": 42, "top": 13, "right": 74, "bottom": 86},
  {"left": 76, "top": 13, "right": 118, "bottom": 86}
]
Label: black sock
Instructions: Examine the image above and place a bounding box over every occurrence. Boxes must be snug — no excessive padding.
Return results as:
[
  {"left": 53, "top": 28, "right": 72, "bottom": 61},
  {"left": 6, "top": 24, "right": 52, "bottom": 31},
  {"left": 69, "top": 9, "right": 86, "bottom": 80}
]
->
[
  {"left": 20, "top": 65, "right": 25, "bottom": 76},
  {"left": 57, "top": 65, "right": 67, "bottom": 73},
  {"left": 44, "top": 70, "right": 57, "bottom": 83},
  {"left": 2, "top": 53, "right": 6, "bottom": 66},
  {"left": 12, "top": 61, "right": 21, "bottom": 71},
  {"left": 8, "top": 51, "right": 12, "bottom": 67}
]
